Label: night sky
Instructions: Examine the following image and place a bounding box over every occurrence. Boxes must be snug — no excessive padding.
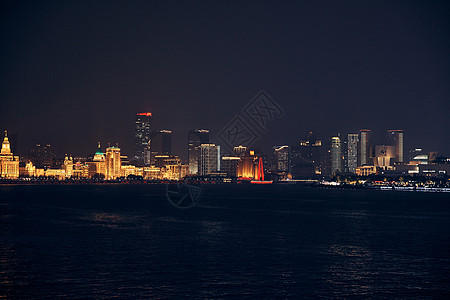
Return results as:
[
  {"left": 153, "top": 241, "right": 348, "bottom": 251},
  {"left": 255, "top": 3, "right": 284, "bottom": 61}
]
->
[{"left": 1, "top": 0, "right": 449, "bottom": 160}]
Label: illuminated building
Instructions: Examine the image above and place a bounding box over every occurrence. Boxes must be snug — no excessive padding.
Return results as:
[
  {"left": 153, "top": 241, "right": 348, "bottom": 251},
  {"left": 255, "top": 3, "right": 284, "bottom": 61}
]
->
[
  {"left": 161, "top": 164, "right": 189, "bottom": 180},
  {"left": 233, "top": 145, "right": 247, "bottom": 157},
  {"left": 237, "top": 151, "right": 256, "bottom": 178},
  {"left": 0, "top": 131, "right": 19, "bottom": 178},
  {"left": 345, "top": 133, "right": 358, "bottom": 173},
  {"left": 291, "top": 131, "right": 322, "bottom": 178},
  {"left": 135, "top": 112, "right": 152, "bottom": 164},
  {"left": 273, "top": 145, "right": 290, "bottom": 172},
  {"left": 121, "top": 165, "right": 136, "bottom": 177},
  {"left": 143, "top": 166, "right": 161, "bottom": 180},
  {"left": 359, "top": 129, "right": 371, "bottom": 166},
  {"left": 188, "top": 129, "right": 209, "bottom": 174},
  {"left": 44, "top": 168, "right": 65, "bottom": 179},
  {"left": 150, "top": 130, "right": 172, "bottom": 165},
  {"left": 106, "top": 145, "right": 121, "bottom": 179},
  {"left": 387, "top": 130, "right": 404, "bottom": 163},
  {"left": 221, "top": 156, "right": 240, "bottom": 177},
  {"left": 30, "top": 143, "right": 55, "bottom": 169},
  {"left": 19, "top": 161, "right": 36, "bottom": 177},
  {"left": 331, "top": 136, "right": 343, "bottom": 175},
  {"left": 154, "top": 155, "right": 181, "bottom": 168},
  {"left": 63, "top": 155, "right": 73, "bottom": 178},
  {"left": 199, "top": 144, "right": 220, "bottom": 175},
  {"left": 373, "top": 145, "right": 395, "bottom": 168},
  {"left": 409, "top": 148, "right": 423, "bottom": 161},
  {"left": 87, "top": 143, "right": 107, "bottom": 178},
  {"left": 72, "top": 161, "right": 89, "bottom": 178},
  {"left": 356, "top": 165, "right": 377, "bottom": 176}
]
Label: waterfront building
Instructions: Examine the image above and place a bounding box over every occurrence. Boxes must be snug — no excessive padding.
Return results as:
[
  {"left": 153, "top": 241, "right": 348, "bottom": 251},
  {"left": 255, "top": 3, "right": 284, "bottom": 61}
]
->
[
  {"left": 331, "top": 136, "right": 343, "bottom": 175},
  {"left": 87, "top": 143, "right": 107, "bottom": 178},
  {"left": 0, "top": 131, "right": 19, "bottom": 179},
  {"left": 106, "top": 145, "right": 121, "bottom": 180},
  {"left": 63, "top": 155, "right": 73, "bottom": 178},
  {"left": 44, "top": 168, "right": 66, "bottom": 179},
  {"left": 359, "top": 129, "right": 371, "bottom": 166},
  {"left": 121, "top": 165, "right": 136, "bottom": 177},
  {"left": 387, "top": 130, "right": 404, "bottom": 163},
  {"left": 199, "top": 144, "right": 220, "bottom": 176},
  {"left": 19, "top": 161, "right": 36, "bottom": 177},
  {"left": 143, "top": 166, "right": 162, "bottom": 180},
  {"left": 345, "top": 133, "right": 359, "bottom": 173},
  {"left": 355, "top": 165, "right": 377, "bottom": 176},
  {"left": 273, "top": 145, "right": 290, "bottom": 172},
  {"left": 373, "top": 145, "right": 396, "bottom": 168},
  {"left": 188, "top": 129, "right": 209, "bottom": 174},
  {"left": 237, "top": 151, "right": 259, "bottom": 179},
  {"left": 134, "top": 112, "right": 152, "bottom": 164},
  {"left": 30, "top": 143, "right": 55, "bottom": 169},
  {"left": 150, "top": 130, "right": 172, "bottom": 165},
  {"left": 72, "top": 161, "right": 89, "bottom": 178},
  {"left": 291, "top": 131, "right": 322, "bottom": 178},
  {"left": 233, "top": 145, "right": 248, "bottom": 157},
  {"left": 221, "top": 156, "right": 240, "bottom": 177}
]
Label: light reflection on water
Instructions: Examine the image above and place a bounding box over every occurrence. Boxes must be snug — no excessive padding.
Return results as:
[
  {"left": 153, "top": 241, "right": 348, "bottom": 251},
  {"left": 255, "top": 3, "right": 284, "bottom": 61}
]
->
[{"left": 0, "top": 185, "right": 449, "bottom": 298}]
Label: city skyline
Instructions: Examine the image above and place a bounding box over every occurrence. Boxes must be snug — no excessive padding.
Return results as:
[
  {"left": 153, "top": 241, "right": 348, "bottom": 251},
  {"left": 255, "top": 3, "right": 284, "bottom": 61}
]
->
[{"left": 1, "top": 1, "right": 449, "bottom": 157}]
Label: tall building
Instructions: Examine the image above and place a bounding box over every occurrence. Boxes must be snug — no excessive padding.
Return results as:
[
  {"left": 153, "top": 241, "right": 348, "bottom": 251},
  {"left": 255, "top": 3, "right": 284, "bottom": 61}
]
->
[
  {"left": 87, "top": 142, "right": 107, "bottom": 177},
  {"left": 30, "top": 144, "right": 55, "bottom": 169},
  {"left": 198, "top": 144, "right": 220, "bottom": 175},
  {"left": 387, "top": 130, "right": 404, "bottom": 163},
  {"left": 374, "top": 145, "right": 395, "bottom": 168},
  {"left": 221, "top": 156, "right": 240, "bottom": 177},
  {"left": 233, "top": 145, "right": 248, "bottom": 157},
  {"left": 0, "top": 131, "right": 19, "bottom": 178},
  {"left": 331, "top": 136, "right": 342, "bottom": 175},
  {"left": 345, "top": 133, "right": 358, "bottom": 173},
  {"left": 273, "top": 145, "right": 290, "bottom": 172},
  {"left": 188, "top": 129, "right": 209, "bottom": 174},
  {"left": 359, "top": 129, "right": 371, "bottom": 166},
  {"left": 150, "top": 130, "right": 172, "bottom": 165},
  {"left": 291, "top": 131, "right": 322, "bottom": 178},
  {"left": 106, "top": 145, "right": 121, "bottom": 180},
  {"left": 63, "top": 155, "right": 73, "bottom": 178},
  {"left": 134, "top": 112, "right": 152, "bottom": 164}
]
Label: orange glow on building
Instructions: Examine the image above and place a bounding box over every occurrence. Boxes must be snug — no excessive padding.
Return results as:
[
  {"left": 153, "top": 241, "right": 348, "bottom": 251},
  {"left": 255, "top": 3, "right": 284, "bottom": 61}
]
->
[{"left": 137, "top": 112, "right": 152, "bottom": 116}]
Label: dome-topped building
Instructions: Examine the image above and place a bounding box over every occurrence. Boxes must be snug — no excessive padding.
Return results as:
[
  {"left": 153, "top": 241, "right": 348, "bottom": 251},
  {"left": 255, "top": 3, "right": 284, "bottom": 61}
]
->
[{"left": 0, "top": 130, "right": 19, "bottom": 178}]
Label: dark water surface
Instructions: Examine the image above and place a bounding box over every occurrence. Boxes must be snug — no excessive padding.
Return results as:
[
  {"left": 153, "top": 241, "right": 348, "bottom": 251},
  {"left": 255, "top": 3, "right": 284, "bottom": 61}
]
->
[{"left": 1, "top": 184, "right": 449, "bottom": 298}]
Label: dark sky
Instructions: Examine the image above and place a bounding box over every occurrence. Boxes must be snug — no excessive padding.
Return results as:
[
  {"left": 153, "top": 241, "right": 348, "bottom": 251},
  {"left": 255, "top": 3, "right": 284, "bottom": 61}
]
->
[{"left": 1, "top": 0, "right": 449, "bottom": 160}]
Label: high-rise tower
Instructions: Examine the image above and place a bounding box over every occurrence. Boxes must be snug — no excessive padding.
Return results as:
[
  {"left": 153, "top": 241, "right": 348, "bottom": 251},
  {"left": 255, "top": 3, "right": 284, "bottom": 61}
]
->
[
  {"left": 359, "top": 129, "right": 371, "bottom": 166},
  {"left": 149, "top": 130, "right": 172, "bottom": 165},
  {"left": 387, "top": 130, "right": 404, "bottom": 163},
  {"left": 346, "top": 133, "right": 359, "bottom": 173},
  {"left": 106, "top": 145, "right": 121, "bottom": 180},
  {"left": 134, "top": 112, "right": 152, "bottom": 164},
  {"left": 199, "top": 144, "right": 220, "bottom": 175},
  {"left": 188, "top": 129, "right": 209, "bottom": 174},
  {"left": 331, "top": 136, "right": 342, "bottom": 175}
]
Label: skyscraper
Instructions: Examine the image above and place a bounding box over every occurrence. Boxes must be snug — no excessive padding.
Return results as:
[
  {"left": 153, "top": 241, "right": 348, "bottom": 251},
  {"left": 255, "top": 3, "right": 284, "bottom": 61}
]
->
[
  {"left": 331, "top": 136, "right": 342, "bottom": 175},
  {"left": 273, "top": 145, "right": 290, "bottom": 172},
  {"left": 106, "top": 145, "right": 121, "bottom": 180},
  {"left": 188, "top": 129, "right": 209, "bottom": 174},
  {"left": 199, "top": 144, "right": 220, "bottom": 175},
  {"left": 359, "top": 129, "right": 371, "bottom": 166},
  {"left": 387, "top": 130, "right": 404, "bottom": 163},
  {"left": 291, "top": 131, "right": 322, "bottom": 178},
  {"left": 134, "top": 112, "right": 152, "bottom": 164},
  {"left": 30, "top": 144, "right": 56, "bottom": 169},
  {"left": 149, "top": 130, "right": 172, "bottom": 165},
  {"left": 346, "top": 133, "right": 358, "bottom": 173}
]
